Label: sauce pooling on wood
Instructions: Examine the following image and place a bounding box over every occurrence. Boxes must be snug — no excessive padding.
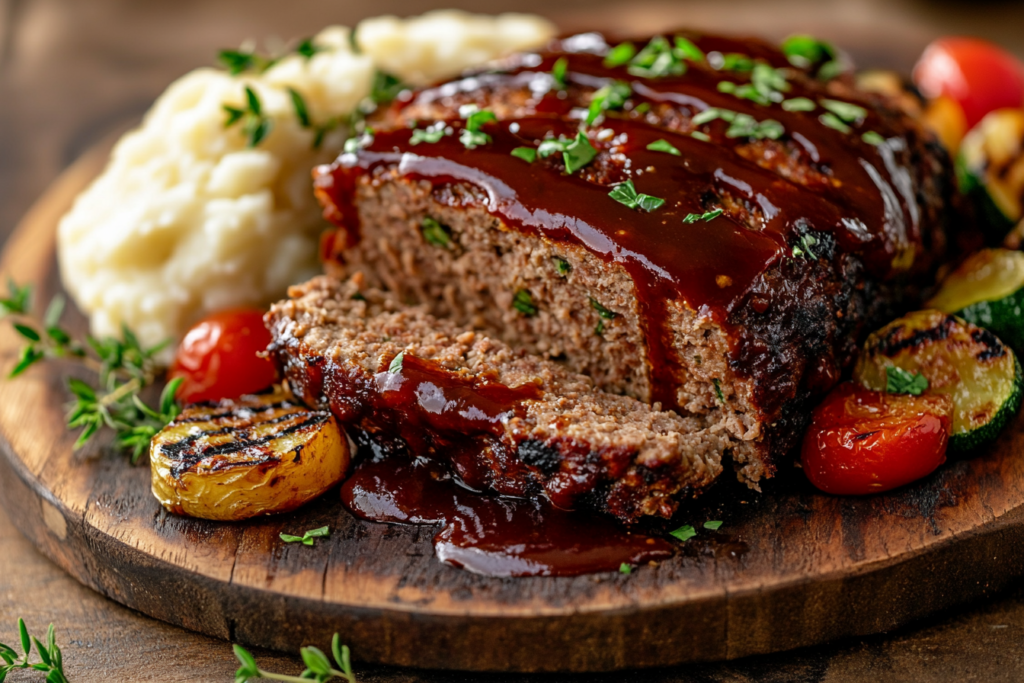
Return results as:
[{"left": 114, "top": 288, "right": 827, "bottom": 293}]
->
[
  {"left": 314, "top": 31, "right": 928, "bottom": 411},
  {"left": 341, "top": 457, "right": 674, "bottom": 577}
]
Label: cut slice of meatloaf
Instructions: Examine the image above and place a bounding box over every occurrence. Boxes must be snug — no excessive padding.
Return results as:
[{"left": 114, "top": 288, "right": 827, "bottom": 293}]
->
[
  {"left": 267, "top": 275, "right": 729, "bottom": 522},
  {"left": 312, "top": 30, "right": 963, "bottom": 488}
]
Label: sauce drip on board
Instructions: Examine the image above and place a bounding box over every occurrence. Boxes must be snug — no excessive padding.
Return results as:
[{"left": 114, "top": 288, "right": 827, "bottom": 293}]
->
[
  {"left": 341, "top": 457, "right": 674, "bottom": 577},
  {"left": 314, "top": 30, "right": 926, "bottom": 411}
]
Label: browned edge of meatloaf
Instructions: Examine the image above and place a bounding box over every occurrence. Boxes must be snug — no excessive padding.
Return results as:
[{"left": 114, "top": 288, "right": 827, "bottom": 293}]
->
[{"left": 267, "top": 274, "right": 732, "bottom": 522}]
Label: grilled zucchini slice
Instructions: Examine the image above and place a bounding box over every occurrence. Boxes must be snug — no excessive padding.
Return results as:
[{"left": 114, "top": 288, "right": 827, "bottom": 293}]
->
[
  {"left": 853, "top": 310, "right": 1023, "bottom": 454},
  {"left": 957, "top": 108, "right": 1024, "bottom": 243},
  {"left": 927, "top": 248, "right": 1024, "bottom": 354},
  {"left": 151, "top": 384, "right": 350, "bottom": 520}
]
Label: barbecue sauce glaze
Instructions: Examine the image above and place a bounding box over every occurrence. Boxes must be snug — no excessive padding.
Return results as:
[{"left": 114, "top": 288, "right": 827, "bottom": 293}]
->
[
  {"left": 312, "top": 31, "right": 931, "bottom": 575},
  {"left": 319, "top": 352, "right": 675, "bottom": 577},
  {"left": 315, "top": 30, "right": 928, "bottom": 411}
]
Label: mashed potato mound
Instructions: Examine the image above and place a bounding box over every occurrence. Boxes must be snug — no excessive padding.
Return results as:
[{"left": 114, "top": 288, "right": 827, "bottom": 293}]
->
[{"left": 57, "top": 13, "right": 555, "bottom": 358}]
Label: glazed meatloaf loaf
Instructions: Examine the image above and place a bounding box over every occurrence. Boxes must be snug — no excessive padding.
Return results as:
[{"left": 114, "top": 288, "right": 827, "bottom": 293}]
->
[
  {"left": 268, "top": 275, "right": 728, "bottom": 521},
  {"left": 309, "top": 30, "right": 958, "bottom": 493}
]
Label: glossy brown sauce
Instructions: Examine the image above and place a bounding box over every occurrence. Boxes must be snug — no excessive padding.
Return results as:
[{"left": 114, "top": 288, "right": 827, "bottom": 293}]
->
[
  {"left": 314, "top": 30, "right": 922, "bottom": 410},
  {"left": 341, "top": 457, "right": 674, "bottom": 576}
]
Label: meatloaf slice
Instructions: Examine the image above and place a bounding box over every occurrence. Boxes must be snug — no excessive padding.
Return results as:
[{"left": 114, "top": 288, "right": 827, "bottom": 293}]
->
[
  {"left": 312, "top": 30, "right": 960, "bottom": 487},
  {"left": 267, "top": 275, "right": 729, "bottom": 522}
]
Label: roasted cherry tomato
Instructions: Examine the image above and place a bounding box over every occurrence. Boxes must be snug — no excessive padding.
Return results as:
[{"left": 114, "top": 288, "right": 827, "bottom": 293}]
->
[
  {"left": 913, "top": 37, "right": 1024, "bottom": 130},
  {"left": 169, "top": 308, "right": 278, "bottom": 404},
  {"left": 801, "top": 382, "right": 952, "bottom": 495}
]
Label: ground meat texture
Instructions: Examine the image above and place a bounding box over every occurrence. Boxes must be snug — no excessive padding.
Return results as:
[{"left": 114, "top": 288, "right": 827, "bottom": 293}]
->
[
  {"left": 311, "top": 30, "right": 964, "bottom": 489},
  {"left": 267, "top": 276, "right": 729, "bottom": 522}
]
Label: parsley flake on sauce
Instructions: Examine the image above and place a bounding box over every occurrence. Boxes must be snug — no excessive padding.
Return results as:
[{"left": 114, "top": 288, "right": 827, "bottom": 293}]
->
[
  {"left": 458, "top": 105, "right": 498, "bottom": 149},
  {"left": 704, "top": 521, "right": 723, "bottom": 531},
  {"left": 551, "top": 56, "right": 569, "bottom": 90},
  {"left": 586, "top": 81, "right": 632, "bottom": 126},
  {"left": 563, "top": 132, "right": 597, "bottom": 174},
  {"left": 388, "top": 352, "right": 405, "bottom": 374},
  {"left": 886, "top": 366, "right": 929, "bottom": 396},
  {"left": 670, "top": 525, "right": 697, "bottom": 542},
  {"left": 682, "top": 208, "right": 724, "bottom": 223},
  {"left": 608, "top": 179, "right": 665, "bottom": 212},
  {"left": 511, "top": 146, "right": 538, "bottom": 163},
  {"left": 647, "top": 139, "right": 682, "bottom": 155}
]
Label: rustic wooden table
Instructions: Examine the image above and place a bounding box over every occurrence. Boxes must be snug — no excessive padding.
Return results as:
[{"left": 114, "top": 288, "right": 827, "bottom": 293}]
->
[{"left": 2, "top": 0, "right": 1024, "bottom": 680}]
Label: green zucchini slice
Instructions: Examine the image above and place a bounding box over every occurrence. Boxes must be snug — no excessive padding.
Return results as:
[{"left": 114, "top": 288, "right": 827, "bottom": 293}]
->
[
  {"left": 853, "top": 309, "right": 1023, "bottom": 454},
  {"left": 956, "top": 108, "right": 1024, "bottom": 243},
  {"left": 927, "top": 248, "right": 1024, "bottom": 354}
]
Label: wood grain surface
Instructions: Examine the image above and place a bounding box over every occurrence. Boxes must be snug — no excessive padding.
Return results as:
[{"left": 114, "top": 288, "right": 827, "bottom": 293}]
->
[
  {"left": 4, "top": 146, "right": 1024, "bottom": 674},
  {"left": 4, "top": 1, "right": 1024, "bottom": 680}
]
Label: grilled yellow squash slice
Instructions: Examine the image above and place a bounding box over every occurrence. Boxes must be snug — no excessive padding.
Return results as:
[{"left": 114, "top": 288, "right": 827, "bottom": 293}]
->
[{"left": 151, "top": 385, "right": 349, "bottom": 520}]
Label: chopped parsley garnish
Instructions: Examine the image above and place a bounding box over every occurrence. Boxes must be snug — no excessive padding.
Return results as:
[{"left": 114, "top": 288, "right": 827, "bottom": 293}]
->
[
  {"left": 608, "top": 179, "right": 665, "bottom": 212},
  {"left": 709, "top": 52, "right": 754, "bottom": 72},
  {"left": 280, "top": 526, "right": 331, "bottom": 546},
  {"left": 551, "top": 57, "right": 569, "bottom": 89},
  {"left": 554, "top": 257, "right": 571, "bottom": 276},
  {"left": 781, "top": 35, "right": 844, "bottom": 80},
  {"left": 862, "top": 130, "right": 885, "bottom": 146},
  {"left": 628, "top": 36, "right": 687, "bottom": 78},
  {"left": 586, "top": 81, "right": 632, "bottom": 126},
  {"left": 288, "top": 87, "right": 342, "bottom": 149},
  {"left": 411, "top": 122, "right": 448, "bottom": 145},
  {"left": 690, "top": 130, "right": 711, "bottom": 142},
  {"left": 682, "top": 208, "right": 724, "bottom": 223},
  {"left": 791, "top": 233, "right": 819, "bottom": 259},
  {"left": 513, "top": 289, "right": 538, "bottom": 317},
  {"left": 343, "top": 129, "right": 374, "bottom": 154},
  {"left": 670, "top": 525, "right": 697, "bottom": 542},
  {"left": 713, "top": 378, "right": 725, "bottom": 404},
  {"left": 511, "top": 146, "right": 538, "bottom": 163},
  {"left": 692, "top": 107, "right": 782, "bottom": 139},
  {"left": 819, "top": 112, "right": 851, "bottom": 134},
  {"left": 563, "top": 132, "right": 597, "bottom": 174},
  {"left": 781, "top": 97, "right": 816, "bottom": 112},
  {"left": 535, "top": 133, "right": 597, "bottom": 173},
  {"left": 420, "top": 217, "right": 452, "bottom": 248},
  {"left": 388, "top": 352, "right": 405, "bottom": 374},
  {"left": 748, "top": 62, "right": 790, "bottom": 104},
  {"left": 886, "top": 366, "right": 929, "bottom": 396},
  {"left": 619, "top": 562, "right": 632, "bottom": 574},
  {"left": 704, "top": 520, "right": 723, "bottom": 531},
  {"left": 223, "top": 85, "right": 273, "bottom": 147},
  {"left": 590, "top": 298, "right": 619, "bottom": 320},
  {"left": 371, "top": 70, "right": 405, "bottom": 104},
  {"left": 459, "top": 105, "right": 497, "bottom": 149},
  {"left": 604, "top": 42, "right": 637, "bottom": 68},
  {"left": 647, "top": 139, "right": 681, "bottom": 155},
  {"left": 674, "top": 36, "right": 705, "bottom": 61},
  {"left": 820, "top": 98, "right": 867, "bottom": 124}
]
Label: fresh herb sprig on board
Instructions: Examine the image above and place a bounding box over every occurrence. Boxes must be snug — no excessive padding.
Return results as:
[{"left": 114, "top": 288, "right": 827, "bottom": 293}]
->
[
  {"left": 1, "top": 279, "right": 182, "bottom": 463},
  {"left": 0, "top": 618, "right": 69, "bottom": 682},
  {"left": 234, "top": 633, "right": 356, "bottom": 683}
]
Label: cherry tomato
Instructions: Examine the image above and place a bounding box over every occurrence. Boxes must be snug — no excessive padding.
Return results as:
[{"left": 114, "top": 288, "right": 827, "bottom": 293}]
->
[
  {"left": 801, "top": 382, "right": 952, "bottom": 495},
  {"left": 169, "top": 308, "right": 278, "bottom": 404},
  {"left": 913, "top": 37, "right": 1024, "bottom": 130}
]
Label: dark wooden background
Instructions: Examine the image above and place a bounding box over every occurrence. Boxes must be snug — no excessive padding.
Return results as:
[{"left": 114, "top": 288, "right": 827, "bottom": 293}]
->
[{"left": 2, "top": 0, "right": 1024, "bottom": 680}]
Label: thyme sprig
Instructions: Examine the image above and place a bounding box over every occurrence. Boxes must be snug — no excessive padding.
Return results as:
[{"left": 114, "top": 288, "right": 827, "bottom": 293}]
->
[
  {"left": 2, "top": 279, "right": 181, "bottom": 463},
  {"left": 224, "top": 86, "right": 273, "bottom": 148},
  {"left": 234, "top": 633, "right": 356, "bottom": 683},
  {"left": 288, "top": 88, "right": 342, "bottom": 149},
  {"left": 0, "top": 618, "right": 69, "bottom": 683}
]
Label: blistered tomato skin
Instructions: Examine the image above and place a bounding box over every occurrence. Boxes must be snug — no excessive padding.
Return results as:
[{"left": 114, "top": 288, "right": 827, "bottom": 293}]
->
[
  {"left": 169, "top": 308, "right": 278, "bottom": 404},
  {"left": 913, "top": 37, "right": 1024, "bottom": 130},
  {"left": 801, "top": 383, "right": 952, "bottom": 495}
]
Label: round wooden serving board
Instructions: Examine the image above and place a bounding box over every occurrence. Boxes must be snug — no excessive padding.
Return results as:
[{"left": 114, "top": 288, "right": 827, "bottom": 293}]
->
[{"left": 4, "top": 146, "right": 1024, "bottom": 674}]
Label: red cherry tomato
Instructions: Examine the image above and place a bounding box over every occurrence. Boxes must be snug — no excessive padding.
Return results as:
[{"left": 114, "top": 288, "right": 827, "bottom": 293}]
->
[
  {"left": 801, "top": 382, "right": 952, "bottom": 495},
  {"left": 169, "top": 308, "right": 278, "bottom": 404},
  {"left": 913, "top": 37, "right": 1024, "bottom": 130}
]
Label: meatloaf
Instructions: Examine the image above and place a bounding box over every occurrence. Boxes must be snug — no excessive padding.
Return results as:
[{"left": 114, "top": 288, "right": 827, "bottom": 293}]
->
[
  {"left": 309, "top": 30, "right": 959, "bottom": 493},
  {"left": 267, "top": 275, "right": 729, "bottom": 521}
]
